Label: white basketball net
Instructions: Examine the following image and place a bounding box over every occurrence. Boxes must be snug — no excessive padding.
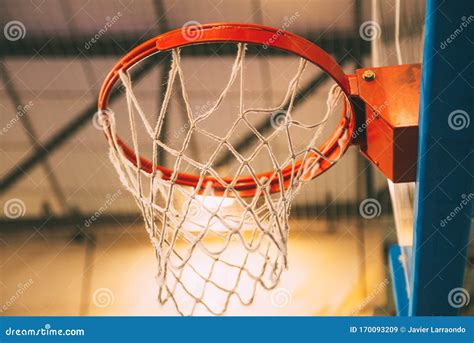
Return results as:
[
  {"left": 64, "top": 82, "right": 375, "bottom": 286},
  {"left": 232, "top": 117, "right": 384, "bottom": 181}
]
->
[{"left": 102, "top": 43, "right": 350, "bottom": 315}]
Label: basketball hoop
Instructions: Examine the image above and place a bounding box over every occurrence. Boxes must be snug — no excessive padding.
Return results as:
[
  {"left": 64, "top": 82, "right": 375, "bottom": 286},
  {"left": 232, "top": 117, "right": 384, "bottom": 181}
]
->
[{"left": 98, "top": 23, "right": 355, "bottom": 315}]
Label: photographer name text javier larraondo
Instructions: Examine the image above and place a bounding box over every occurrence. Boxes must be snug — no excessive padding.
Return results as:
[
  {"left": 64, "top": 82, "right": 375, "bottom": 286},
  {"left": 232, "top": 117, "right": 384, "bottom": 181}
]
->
[{"left": 406, "top": 326, "right": 466, "bottom": 334}]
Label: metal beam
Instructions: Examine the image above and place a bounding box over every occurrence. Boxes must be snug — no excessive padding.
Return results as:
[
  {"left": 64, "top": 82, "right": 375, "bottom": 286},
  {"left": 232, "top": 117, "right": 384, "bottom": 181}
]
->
[
  {"left": 0, "top": 58, "right": 159, "bottom": 194},
  {"left": 0, "top": 63, "right": 70, "bottom": 212},
  {"left": 0, "top": 213, "right": 142, "bottom": 231},
  {"left": 0, "top": 34, "right": 362, "bottom": 58},
  {"left": 409, "top": 0, "right": 474, "bottom": 315},
  {"left": 0, "top": 198, "right": 385, "bottom": 231}
]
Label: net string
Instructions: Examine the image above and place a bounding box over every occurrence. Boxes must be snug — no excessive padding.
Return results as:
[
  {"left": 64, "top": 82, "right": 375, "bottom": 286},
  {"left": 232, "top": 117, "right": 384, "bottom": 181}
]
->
[{"left": 103, "top": 43, "right": 349, "bottom": 315}]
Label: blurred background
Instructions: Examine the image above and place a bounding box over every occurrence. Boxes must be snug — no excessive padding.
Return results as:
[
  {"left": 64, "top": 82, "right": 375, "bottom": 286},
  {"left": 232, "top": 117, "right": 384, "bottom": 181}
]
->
[{"left": 0, "top": 0, "right": 472, "bottom": 316}]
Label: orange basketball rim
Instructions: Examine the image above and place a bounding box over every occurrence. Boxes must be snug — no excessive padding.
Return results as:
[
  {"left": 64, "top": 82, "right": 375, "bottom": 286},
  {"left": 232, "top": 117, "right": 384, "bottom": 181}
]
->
[{"left": 98, "top": 23, "right": 357, "bottom": 197}]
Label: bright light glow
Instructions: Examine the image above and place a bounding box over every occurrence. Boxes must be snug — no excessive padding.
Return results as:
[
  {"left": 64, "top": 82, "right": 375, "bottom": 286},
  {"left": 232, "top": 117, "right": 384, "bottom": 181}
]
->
[
  {"left": 195, "top": 194, "right": 236, "bottom": 210},
  {"left": 182, "top": 195, "right": 241, "bottom": 232}
]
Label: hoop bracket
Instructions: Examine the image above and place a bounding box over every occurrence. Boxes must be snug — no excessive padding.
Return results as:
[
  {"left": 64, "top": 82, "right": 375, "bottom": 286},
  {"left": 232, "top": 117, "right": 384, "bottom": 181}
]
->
[{"left": 349, "top": 64, "right": 421, "bottom": 183}]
